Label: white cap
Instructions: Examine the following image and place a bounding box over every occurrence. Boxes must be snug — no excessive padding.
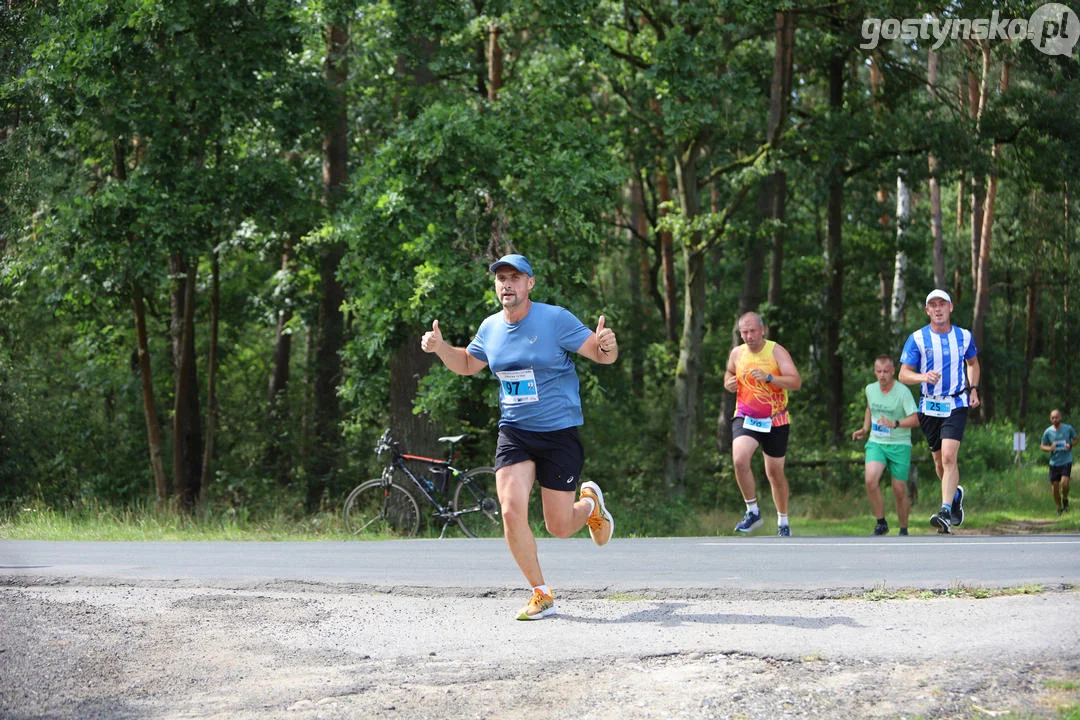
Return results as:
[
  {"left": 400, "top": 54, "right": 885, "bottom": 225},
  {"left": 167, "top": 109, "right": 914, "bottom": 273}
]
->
[{"left": 925, "top": 289, "right": 952, "bottom": 305}]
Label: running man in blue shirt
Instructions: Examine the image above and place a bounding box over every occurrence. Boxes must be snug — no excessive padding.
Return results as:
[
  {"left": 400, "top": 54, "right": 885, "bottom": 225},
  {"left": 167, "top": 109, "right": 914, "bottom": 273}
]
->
[
  {"left": 899, "top": 289, "right": 981, "bottom": 534},
  {"left": 421, "top": 254, "right": 616, "bottom": 620},
  {"left": 1039, "top": 409, "right": 1076, "bottom": 515}
]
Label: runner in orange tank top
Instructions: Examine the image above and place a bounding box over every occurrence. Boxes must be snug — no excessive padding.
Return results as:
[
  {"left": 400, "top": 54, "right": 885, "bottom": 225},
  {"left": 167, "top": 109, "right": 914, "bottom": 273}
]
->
[{"left": 723, "top": 312, "right": 803, "bottom": 536}]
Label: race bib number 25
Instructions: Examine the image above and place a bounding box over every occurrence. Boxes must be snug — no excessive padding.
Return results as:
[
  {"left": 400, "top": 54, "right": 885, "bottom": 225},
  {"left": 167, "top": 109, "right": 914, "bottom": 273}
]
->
[{"left": 923, "top": 395, "right": 954, "bottom": 418}]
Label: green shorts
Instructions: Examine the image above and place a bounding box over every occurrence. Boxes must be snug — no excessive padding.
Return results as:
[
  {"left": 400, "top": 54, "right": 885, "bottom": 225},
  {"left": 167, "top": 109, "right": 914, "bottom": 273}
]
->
[{"left": 865, "top": 441, "right": 912, "bottom": 483}]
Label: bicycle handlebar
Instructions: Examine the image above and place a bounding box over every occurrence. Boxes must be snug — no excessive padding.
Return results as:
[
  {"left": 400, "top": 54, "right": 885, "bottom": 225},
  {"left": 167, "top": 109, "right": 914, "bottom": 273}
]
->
[{"left": 375, "top": 429, "right": 399, "bottom": 458}]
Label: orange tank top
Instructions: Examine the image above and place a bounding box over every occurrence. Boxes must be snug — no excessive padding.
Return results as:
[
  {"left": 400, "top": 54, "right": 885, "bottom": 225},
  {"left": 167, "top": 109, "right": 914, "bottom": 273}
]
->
[{"left": 734, "top": 340, "right": 789, "bottom": 425}]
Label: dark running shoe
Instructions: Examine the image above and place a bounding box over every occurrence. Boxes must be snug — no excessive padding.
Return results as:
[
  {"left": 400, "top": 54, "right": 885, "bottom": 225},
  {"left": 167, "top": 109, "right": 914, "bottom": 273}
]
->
[
  {"left": 777, "top": 525, "right": 791, "bottom": 537},
  {"left": 930, "top": 510, "right": 952, "bottom": 534},
  {"left": 873, "top": 520, "right": 889, "bottom": 536},
  {"left": 899, "top": 528, "right": 909, "bottom": 536},
  {"left": 734, "top": 510, "right": 763, "bottom": 534},
  {"left": 951, "top": 485, "right": 965, "bottom": 526}
]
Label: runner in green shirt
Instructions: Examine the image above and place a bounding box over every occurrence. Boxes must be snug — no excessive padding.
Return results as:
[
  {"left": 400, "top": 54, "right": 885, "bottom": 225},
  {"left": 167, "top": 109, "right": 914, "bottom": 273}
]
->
[{"left": 851, "top": 356, "right": 919, "bottom": 535}]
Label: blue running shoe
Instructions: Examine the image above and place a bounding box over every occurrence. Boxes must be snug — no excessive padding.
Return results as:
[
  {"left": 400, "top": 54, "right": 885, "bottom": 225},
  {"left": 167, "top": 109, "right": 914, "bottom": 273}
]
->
[
  {"left": 951, "top": 485, "right": 965, "bottom": 526},
  {"left": 777, "top": 525, "right": 791, "bottom": 537},
  {"left": 734, "top": 510, "right": 763, "bottom": 534}
]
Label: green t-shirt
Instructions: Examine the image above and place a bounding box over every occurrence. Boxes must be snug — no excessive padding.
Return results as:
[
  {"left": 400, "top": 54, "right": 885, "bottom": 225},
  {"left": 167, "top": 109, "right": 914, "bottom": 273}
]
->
[{"left": 864, "top": 381, "right": 918, "bottom": 446}]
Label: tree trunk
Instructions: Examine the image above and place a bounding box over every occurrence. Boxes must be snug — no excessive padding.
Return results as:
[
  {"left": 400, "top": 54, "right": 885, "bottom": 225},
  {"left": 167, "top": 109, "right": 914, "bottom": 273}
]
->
[
  {"left": 267, "top": 240, "right": 295, "bottom": 485},
  {"left": 199, "top": 251, "right": 220, "bottom": 505},
  {"left": 665, "top": 146, "right": 703, "bottom": 493},
  {"left": 891, "top": 174, "right": 911, "bottom": 333},
  {"left": 630, "top": 175, "right": 649, "bottom": 395},
  {"left": 971, "top": 52, "right": 1008, "bottom": 421},
  {"left": 1018, "top": 272, "right": 1039, "bottom": 426},
  {"left": 824, "top": 48, "right": 845, "bottom": 446},
  {"left": 765, "top": 9, "right": 795, "bottom": 323},
  {"left": 927, "top": 47, "right": 946, "bottom": 289},
  {"left": 308, "top": 242, "right": 345, "bottom": 511},
  {"left": 170, "top": 253, "right": 202, "bottom": 511},
  {"left": 868, "top": 54, "right": 893, "bottom": 326},
  {"left": 1066, "top": 183, "right": 1073, "bottom": 416},
  {"left": 658, "top": 169, "right": 678, "bottom": 344},
  {"left": 487, "top": 24, "right": 502, "bottom": 101},
  {"left": 306, "top": 20, "right": 349, "bottom": 512},
  {"left": 268, "top": 241, "right": 295, "bottom": 404},
  {"left": 968, "top": 63, "right": 987, "bottom": 298},
  {"left": 389, "top": 341, "right": 439, "bottom": 457},
  {"left": 132, "top": 286, "right": 168, "bottom": 505}
]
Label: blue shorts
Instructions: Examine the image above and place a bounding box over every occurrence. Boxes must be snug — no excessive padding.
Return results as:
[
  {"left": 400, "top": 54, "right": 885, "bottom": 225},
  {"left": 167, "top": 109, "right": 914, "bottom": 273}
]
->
[{"left": 494, "top": 425, "right": 584, "bottom": 492}]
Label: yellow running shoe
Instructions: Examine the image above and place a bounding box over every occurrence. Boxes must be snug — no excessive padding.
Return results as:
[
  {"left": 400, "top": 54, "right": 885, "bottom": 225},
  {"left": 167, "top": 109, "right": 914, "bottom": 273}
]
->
[
  {"left": 580, "top": 481, "right": 613, "bottom": 546},
  {"left": 516, "top": 589, "right": 555, "bottom": 621}
]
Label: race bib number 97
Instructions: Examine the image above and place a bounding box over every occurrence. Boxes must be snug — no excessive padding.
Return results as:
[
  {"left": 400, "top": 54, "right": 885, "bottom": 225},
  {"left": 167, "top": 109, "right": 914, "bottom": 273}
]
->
[{"left": 497, "top": 368, "right": 539, "bottom": 405}]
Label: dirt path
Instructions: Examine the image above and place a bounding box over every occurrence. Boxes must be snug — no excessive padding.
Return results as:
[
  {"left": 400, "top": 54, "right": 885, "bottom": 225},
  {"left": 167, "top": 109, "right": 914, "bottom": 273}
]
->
[{"left": 2, "top": 578, "right": 1078, "bottom": 719}]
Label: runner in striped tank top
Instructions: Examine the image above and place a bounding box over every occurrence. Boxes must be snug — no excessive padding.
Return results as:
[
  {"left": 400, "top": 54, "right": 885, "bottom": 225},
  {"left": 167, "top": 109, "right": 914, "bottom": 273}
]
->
[
  {"left": 723, "top": 312, "right": 803, "bottom": 536},
  {"left": 899, "top": 289, "right": 981, "bottom": 534}
]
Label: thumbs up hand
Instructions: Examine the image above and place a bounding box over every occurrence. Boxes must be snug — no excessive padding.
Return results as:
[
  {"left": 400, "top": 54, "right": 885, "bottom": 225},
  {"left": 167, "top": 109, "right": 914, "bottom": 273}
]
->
[
  {"left": 595, "top": 315, "right": 617, "bottom": 361},
  {"left": 421, "top": 320, "right": 444, "bottom": 353}
]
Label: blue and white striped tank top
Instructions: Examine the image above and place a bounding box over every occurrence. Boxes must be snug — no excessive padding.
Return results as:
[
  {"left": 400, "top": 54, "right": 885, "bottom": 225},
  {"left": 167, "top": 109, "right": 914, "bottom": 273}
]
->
[{"left": 899, "top": 325, "right": 978, "bottom": 409}]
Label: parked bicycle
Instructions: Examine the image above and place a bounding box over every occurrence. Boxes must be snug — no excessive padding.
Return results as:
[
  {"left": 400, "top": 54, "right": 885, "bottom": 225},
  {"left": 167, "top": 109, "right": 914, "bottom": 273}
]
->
[{"left": 342, "top": 429, "right": 502, "bottom": 539}]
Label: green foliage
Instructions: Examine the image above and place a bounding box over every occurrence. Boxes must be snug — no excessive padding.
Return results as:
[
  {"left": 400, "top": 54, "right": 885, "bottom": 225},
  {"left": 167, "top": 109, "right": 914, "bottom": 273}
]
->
[{"left": 3, "top": 0, "right": 1080, "bottom": 530}]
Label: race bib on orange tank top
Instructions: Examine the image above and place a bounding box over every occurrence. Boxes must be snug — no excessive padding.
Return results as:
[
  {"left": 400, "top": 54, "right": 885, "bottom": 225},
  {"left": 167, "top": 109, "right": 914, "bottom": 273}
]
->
[{"left": 734, "top": 340, "right": 789, "bottom": 425}]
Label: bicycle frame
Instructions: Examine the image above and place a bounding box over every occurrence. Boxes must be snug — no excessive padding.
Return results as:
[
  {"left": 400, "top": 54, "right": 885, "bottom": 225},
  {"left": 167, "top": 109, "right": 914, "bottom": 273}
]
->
[
  {"left": 384, "top": 448, "right": 473, "bottom": 538},
  {"left": 355, "top": 428, "right": 499, "bottom": 539}
]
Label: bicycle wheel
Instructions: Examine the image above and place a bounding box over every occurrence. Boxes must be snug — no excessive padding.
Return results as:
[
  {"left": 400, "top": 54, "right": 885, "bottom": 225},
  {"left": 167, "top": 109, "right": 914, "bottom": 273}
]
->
[
  {"left": 452, "top": 466, "right": 502, "bottom": 538},
  {"left": 343, "top": 479, "right": 420, "bottom": 538}
]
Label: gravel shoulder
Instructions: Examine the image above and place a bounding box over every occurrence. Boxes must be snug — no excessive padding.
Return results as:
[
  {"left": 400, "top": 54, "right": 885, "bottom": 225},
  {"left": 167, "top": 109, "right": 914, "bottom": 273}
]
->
[{"left": 2, "top": 577, "right": 1078, "bottom": 719}]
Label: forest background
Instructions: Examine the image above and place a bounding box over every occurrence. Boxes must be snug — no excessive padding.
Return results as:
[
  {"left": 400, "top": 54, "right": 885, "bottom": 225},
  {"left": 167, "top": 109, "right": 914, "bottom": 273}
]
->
[{"left": 2, "top": 0, "right": 1079, "bottom": 536}]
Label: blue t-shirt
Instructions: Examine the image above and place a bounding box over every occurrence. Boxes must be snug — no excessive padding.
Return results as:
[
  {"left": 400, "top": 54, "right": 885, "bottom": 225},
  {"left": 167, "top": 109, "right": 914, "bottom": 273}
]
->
[
  {"left": 467, "top": 302, "right": 593, "bottom": 432},
  {"left": 900, "top": 324, "right": 978, "bottom": 413},
  {"left": 1041, "top": 424, "right": 1077, "bottom": 467}
]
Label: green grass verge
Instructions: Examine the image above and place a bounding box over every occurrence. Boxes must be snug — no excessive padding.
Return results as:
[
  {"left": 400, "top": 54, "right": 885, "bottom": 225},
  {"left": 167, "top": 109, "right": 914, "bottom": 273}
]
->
[{"left": 2, "top": 461, "right": 1078, "bottom": 541}]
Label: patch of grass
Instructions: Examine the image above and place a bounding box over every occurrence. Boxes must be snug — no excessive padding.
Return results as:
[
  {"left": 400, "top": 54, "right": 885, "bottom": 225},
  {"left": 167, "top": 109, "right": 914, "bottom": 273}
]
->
[
  {"left": 1046, "top": 681, "right": 1080, "bottom": 691},
  {"left": 853, "top": 581, "right": 1045, "bottom": 601},
  {"left": 5, "top": 438, "right": 1080, "bottom": 541},
  {"left": 605, "top": 592, "right": 650, "bottom": 602},
  {"left": 677, "top": 463, "right": 1080, "bottom": 537},
  {"left": 0, "top": 501, "right": 347, "bottom": 541}
]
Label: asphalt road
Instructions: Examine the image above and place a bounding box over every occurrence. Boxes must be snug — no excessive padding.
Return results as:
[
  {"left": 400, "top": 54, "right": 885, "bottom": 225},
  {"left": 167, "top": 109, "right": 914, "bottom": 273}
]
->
[
  {"left": 4, "top": 536, "right": 1080, "bottom": 719},
  {"left": 3, "top": 535, "right": 1079, "bottom": 593}
]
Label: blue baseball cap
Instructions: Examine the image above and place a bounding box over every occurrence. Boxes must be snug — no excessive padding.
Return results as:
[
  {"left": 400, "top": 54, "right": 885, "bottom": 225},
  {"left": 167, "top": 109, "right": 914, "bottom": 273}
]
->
[{"left": 488, "top": 254, "right": 534, "bottom": 277}]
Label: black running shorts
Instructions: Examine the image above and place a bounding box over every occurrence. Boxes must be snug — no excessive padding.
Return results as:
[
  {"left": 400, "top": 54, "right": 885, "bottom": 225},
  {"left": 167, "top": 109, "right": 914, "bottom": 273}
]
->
[
  {"left": 731, "top": 417, "right": 790, "bottom": 458},
  {"left": 494, "top": 425, "right": 585, "bottom": 492},
  {"left": 918, "top": 406, "right": 969, "bottom": 452}
]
